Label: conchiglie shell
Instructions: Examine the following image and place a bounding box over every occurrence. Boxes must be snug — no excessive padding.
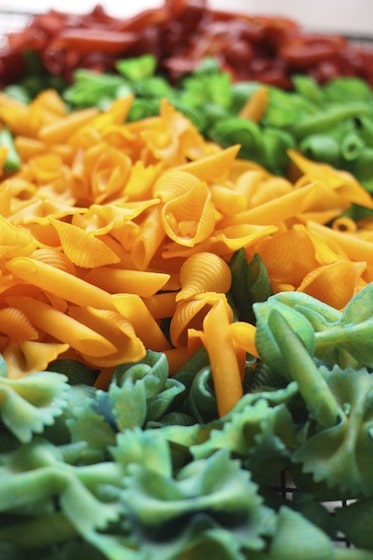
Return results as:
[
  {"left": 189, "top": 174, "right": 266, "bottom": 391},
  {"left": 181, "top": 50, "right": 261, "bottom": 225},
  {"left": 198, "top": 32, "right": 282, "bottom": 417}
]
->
[
  {"left": 176, "top": 252, "right": 231, "bottom": 301},
  {"left": 28, "top": 153, "right": 66, "bottom": 184},
  {"left": 298, "top": 261, "right": 367, "bottom": 309},
  {"left": 0, "top": 215, "right": 37, "bottom": 259},
  {"left": 170, "top": 294, "right": 219, "bottom": 347},
  {"left": 31, "top": 247, "right": 76, "bottom": 275},
  {"left": 90, "top": 146, "right": 132, "bottom": 204},
  {"left": 50, "top": 219, "right": 120, "bottom": 268},
  {"left": 153, "top": 169, "right": 202, "bottom": 201},
  {"left": 0, "top": 307, "right": 39, "bottom": 340},
  {"left": 160, "top": 179, "right": 216, "bottom": 247},
  {"left": 255, "top": 228, "right": 319, "bottom": 287}
]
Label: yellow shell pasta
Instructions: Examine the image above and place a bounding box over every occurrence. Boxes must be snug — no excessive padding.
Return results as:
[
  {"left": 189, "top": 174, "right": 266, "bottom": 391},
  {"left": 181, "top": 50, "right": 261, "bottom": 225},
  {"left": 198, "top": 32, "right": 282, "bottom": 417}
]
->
[{"left": 177, "top": 252, "right": 231, "bottom": 301}]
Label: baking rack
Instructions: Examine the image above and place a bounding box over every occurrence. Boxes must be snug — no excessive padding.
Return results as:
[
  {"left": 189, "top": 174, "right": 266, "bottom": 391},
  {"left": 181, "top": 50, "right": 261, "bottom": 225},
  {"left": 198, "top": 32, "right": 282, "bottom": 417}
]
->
[{"left": 0, "top": 6, "right": 366, "bottom": 551}]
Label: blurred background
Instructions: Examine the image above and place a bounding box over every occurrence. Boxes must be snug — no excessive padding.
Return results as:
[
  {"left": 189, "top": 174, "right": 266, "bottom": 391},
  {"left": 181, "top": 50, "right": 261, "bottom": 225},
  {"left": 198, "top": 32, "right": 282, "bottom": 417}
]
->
[{"left": 1, "top": 0, "right": 373, "bottom": 35}]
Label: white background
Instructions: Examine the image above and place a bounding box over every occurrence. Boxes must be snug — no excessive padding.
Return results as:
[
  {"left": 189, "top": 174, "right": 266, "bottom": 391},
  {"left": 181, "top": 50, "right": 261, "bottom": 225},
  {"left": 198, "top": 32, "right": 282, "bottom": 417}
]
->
[{"left": 1, "top": 0, "right": 373, "bottom": 35}]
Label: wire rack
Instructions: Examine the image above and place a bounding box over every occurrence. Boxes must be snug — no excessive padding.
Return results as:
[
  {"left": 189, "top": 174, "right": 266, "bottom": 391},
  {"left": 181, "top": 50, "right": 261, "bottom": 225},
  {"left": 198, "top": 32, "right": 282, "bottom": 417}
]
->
[{"left": 0, "top": 6, "right": 369, "bottom": 552}]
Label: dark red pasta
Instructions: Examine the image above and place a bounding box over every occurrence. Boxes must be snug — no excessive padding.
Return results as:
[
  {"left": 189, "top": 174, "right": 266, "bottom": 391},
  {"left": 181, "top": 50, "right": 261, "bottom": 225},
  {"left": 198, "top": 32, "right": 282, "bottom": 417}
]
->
[{"left": 1, "top": 0, "right": 373, "bottom": 89}]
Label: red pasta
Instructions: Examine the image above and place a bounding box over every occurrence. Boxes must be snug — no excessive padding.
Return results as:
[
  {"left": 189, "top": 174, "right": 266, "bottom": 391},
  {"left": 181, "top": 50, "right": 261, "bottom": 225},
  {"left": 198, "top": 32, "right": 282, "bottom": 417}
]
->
[{"left": 1, "top": 0, "right": 373, "bottom": 87}]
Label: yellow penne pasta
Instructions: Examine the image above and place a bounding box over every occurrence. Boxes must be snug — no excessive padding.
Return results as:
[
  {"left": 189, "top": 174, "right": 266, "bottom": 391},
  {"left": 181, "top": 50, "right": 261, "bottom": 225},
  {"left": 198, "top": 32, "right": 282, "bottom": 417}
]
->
[
  {"left": 224, "top": 182, "right": 317, "bottom": 226},
  {"left": 143, "top": 292, "right": 177, "bottom": 319},
  {"left": 202, "top": 296, "right": 243, "bottom": 416},
  {"left": 113, "top": 293, "right": 171, "bottom": 351},
  {"left": 239, "top": 86, "right": 269, "bottom": 122},
  {"left": 6, "top": 256, "right": 115, "bottom": 310},
  {"left": 38, "top": 107, "right": 99, "bottom": 144},
  {"left": 68, "top": 306, "right": 146, "bottom": 367},
  {"left": 84, "top": 267, "right": 170, "bottom": 298},
  {"left": 14, "top": 137, "right": 46, "bottom": 161},
  {"left": 131, "top": 205, "right": 165, "bottom": 270},
  {"left": 331, "top": 216, "right": 357, "bottom": 233},
  {"left": 8, "top": 296, "right": 116, "bottom": 358}
]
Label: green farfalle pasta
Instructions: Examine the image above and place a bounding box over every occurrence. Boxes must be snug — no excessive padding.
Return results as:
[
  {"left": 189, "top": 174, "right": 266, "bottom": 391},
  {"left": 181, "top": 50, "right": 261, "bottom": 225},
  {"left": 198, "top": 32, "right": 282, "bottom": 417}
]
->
[
  {"left": 254, "top": 284, "right": 373, "bottom": 370},
  {"left": 92, "top": 350, "right": 185, "bottom": 431},
  {"left": 0, "top": 356, "right": 68, "bottom": 443},
  {"left": 0, "top": 439, "right": 123, "bottom": 546},
  {"left": 118, "top": 430, "right": 275, "bottom": 558},
  {"left": 293, "top": 364, "right": 373, "bottom": 498}
]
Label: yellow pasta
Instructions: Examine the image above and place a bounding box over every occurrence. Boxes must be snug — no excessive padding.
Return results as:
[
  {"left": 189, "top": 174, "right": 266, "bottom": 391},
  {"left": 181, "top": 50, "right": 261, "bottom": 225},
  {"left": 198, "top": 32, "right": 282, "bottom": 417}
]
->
[
  {"left": 50, "top": 219, "right": 120, "bottom": 268},
  {"left": 113, "top": 293, "right": 171, "bottom": 351},
  {"left": 298, "top": 260, "right": 367, "bottom": 308},
  {"left": 239, "top": 86, "right": 269, "bottom": 122},
  {"left": 224, "top": 182, "right": 317, "bottom": 226},
  {"left": 6, "top": 256, "right": 115, "bottom": 310},
  {"left": 202, "top": 296, "right": 243, "bottom": 416},
  {"left": 1, "top": 87, "right": 373, "bottom": 414},
  {"left": 38, "top": 107, "right": 100, "bottom": 144},
  {"left": 131, "top": 205, "right": 165, "bottom": 270},
  {"left": 176, "top": 252, "right": 231, "bottom": 301},
  {"left": 0, "top": 307, "right": 38, "bottom": 340},
  {"left": 68, "top": 306, "right": 145, "bottom": 367},
  {"left": 9, "top": 296, "right": 116, "bottom": 358},
  {"left": 84, "top": 267, "right": 170, "bottom": 298},
  {"left": 3, "top": 339, "right": 69, "bottom": 379}
]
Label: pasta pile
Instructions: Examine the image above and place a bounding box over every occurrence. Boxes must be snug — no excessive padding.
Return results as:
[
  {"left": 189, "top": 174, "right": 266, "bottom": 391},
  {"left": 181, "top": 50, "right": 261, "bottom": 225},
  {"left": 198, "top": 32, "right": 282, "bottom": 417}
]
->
[{"left": 0, "top": 89, "right": 373, "bottom": 415}]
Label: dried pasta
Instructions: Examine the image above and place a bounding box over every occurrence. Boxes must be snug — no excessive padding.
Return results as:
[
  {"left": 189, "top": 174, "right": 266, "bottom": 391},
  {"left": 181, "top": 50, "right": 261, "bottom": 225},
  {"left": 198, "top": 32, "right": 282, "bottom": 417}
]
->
[{"left": 0, "top": 89, "right": 373, "bottom": 413}]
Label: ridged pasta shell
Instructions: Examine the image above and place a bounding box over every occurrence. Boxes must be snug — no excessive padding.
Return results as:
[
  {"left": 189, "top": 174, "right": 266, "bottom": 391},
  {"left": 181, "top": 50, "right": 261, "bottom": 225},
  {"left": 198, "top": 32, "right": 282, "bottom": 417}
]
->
[
  {"left": 153, "top": 169, "right": 202, "bottom": 201},
  {"left": 298, "top": 261, "right": 366, "bottom": 309},
  {"left": 0, "top": 307, "right": 38, "bottom": 340},
  {"left": 176, "top": 252, "right": 231, "bottom": 301},
  {"left": 50, "top": 219, "right": 120, "bottom": 268},
  {"left": 255, "top": 227, "right": 319, "bottom": 287},
  {"left": 170, "top": 295, "right": 217, "bottom": 347},
  {"left": 31, "top": 248, "right": 76, "bottom": 274},
  {"left": 155, "top": 171, "right": 216, "bottom": 247}
]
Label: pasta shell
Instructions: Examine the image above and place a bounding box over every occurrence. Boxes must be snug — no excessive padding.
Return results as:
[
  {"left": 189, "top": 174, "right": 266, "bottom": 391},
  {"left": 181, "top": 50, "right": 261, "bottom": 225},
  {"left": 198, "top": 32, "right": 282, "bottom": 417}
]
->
[
  {"left": 153, "top": 169, "right": 202, "bottom": 201},
  {"left": 0, "top": 215, "right": 37, "bottom": 259},
  {"left": 298, "top": 261, "right": 367, "bottom": 309},
  {"left": 50, "top": 219, "right": 120, "bottom": 268},
  {"left": 155, "top": 170, "right": 216, "bottom": 247},
  {"left": 254, "top": 228, "right": 319, "bottom": 287},
  {"left": 30, "top": 247, "right": 76, "bottom": 274},
  {"left": 170, "top": 294, "right": 220, "bottom": 348},
  {"left": 0, "top": 307, "right": 38, "bottom": 340},
  {"left": 3, "top": 340, "right": 69, "bottom": 379},
  {"left": 176, "top": 252, "right": 231, "bottom": 301}
]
